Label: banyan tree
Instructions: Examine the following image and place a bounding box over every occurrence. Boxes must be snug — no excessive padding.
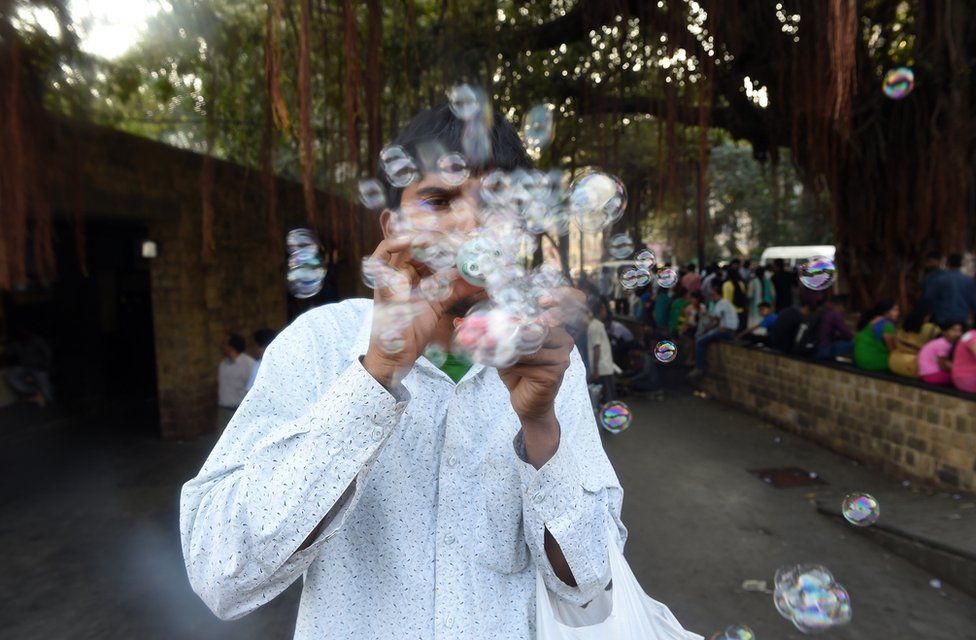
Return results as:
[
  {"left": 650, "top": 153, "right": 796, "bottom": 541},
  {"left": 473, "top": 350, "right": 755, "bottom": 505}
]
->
[{"left": 2, "top": 0, "right": 975, "bottom": 309}]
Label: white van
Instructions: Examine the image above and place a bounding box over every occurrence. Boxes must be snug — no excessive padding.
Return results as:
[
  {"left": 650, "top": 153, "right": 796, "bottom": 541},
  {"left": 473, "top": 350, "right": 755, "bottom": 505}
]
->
[{"left": 759, "top": 245, "right": 836, "bottom": 268}]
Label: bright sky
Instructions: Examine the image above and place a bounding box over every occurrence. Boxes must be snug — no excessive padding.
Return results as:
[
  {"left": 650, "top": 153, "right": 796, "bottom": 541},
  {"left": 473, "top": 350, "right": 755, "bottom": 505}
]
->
[
  {"left": 70, "top": 0, "right": 168, "bottom": 59},
  {"left": 16, "top": 0, "right": 168, "bottom": 60}
]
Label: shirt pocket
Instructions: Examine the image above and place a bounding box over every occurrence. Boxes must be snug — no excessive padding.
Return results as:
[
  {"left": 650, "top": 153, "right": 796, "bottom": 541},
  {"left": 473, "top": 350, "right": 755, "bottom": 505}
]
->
[{"left": 475, "top": 456, "right": 530, "bottom": 575}]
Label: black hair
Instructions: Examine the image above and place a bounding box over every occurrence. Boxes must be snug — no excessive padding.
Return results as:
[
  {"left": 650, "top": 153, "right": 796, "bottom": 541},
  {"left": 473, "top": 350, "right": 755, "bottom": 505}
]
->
[
  {"left": 754, "top": 264, "right": 766, "bottom": 277},
  {"left": 857, "top": 298, "right": 896, "bottom": 330},
  {"left": 252, "top": 328, "right": 277, "bottom": 349},
  {"left": 691, "top": 291, "right": 705, "bottom": 301},
  {"left": 685, "top": 263, "right": 697, "bottom": 272},
  {"left": 939, "top": 319, "right": 964, "bottom": 332},
  {"left": 947, "top": 253, "right": 963, "bottom": 268},
  {"left": 383, "top": 101, "right": 533, "bottom": 208},
  {"left": 925, "top": 250, "right": 943, "bottom": 261},
  {"left": 710, "top": 280, "right": 723, "bottom": 293},
  {"left": 902, "top": 300, "right": 932, "bottom": 333},
  {"left": 774, "top": 258, "right": 785, "bottom": 269},
  {"left": 227, "top": 333, "right": 246, "bottom": 354},
  {"left": 758, "top": 301, "right": 772, "bottom": 309}
]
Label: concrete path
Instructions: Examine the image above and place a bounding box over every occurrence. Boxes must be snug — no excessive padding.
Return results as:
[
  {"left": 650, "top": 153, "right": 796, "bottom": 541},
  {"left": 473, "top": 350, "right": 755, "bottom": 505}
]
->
[{"left": 1, "top": 387, "right": 975, "bottom": 639}]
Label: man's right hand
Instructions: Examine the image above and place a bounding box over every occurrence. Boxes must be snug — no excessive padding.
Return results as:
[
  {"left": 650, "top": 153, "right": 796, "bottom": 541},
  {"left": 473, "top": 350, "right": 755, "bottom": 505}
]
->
[{"left": 361, "top": 236, "right": 483, "bottom": 389}]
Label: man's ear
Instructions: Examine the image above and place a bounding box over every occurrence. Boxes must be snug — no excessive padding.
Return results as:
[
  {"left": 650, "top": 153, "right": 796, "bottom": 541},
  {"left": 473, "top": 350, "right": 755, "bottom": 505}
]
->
[{"left": 379, "top": 209, "right": 393, "bottom": 239}]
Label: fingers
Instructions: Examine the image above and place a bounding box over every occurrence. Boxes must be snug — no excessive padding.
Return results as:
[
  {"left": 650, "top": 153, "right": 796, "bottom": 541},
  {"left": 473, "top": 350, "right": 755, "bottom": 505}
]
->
[{"left": 372, "top": 236, "right": 412, "bottom": 263}]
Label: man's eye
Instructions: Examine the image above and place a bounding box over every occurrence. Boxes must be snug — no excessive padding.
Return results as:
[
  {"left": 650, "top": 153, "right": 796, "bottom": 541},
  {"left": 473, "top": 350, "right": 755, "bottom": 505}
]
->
[{"left": 423, "top": 197, "right": 451, "bottom": 209}]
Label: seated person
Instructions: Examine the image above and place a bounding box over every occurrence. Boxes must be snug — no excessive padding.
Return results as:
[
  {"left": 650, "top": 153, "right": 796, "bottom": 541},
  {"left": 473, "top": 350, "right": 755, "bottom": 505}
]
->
[
  {"left": 951, "top": 326, "right": 976, "bottom": 393},
  {"left": 815, "top": 297, "right": 854, "bottom": 360},
  {"left": 853, "top": 299, "right": 900, "bottom": 371},
  {"left": 619, "top": 349, "right": 663, "bottom": 399},
  {"left": 688, "top": 281, "right": 738, "bottom": 377},
  {"left": 767, "top": 302, "right": 812, "bottom": 354},
  {"left": 668, "top": 286, "right": 689, "bottom": 337},
  {"left": 889, "top": 301, "right": 940, "bottom": 378},
  {"left": 736, "top": 302, "right": 777, "bottom": 344},
  {"left": 918, "top": 322, "right": 964, "bottom": 386}
]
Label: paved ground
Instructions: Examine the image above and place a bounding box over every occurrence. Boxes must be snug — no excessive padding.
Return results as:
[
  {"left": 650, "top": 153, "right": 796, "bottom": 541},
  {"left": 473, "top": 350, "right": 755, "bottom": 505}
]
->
[{"left": 1, "top": 379, "right": 975, "bottom": 639}]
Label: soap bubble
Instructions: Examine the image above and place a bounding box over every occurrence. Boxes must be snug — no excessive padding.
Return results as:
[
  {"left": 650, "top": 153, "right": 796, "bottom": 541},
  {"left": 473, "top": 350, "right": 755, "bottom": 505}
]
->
[
  {"left": 452, "top": 304, "right": 521, "bottom": 368},
  {"left": 568, "top": 172, "right": 626, "bottom": 231},
  {"left": 657, "top": 267, "right": 678, "bottom": 288},
  {"left": 599, "top": 401, "right": 632, "bottom": 434},
  {"left": 456, "top": 236, "right": 504, "bottom": 287},
  {"left": 377, "top": 328, "right": 406, "bottom": 355},
  {"left": 358, "top": 178, "right": 386, "bottom": 209},
  {"left": 423, "top": 343, "right": 448, "bottom": 368},
  {"left": 634, "top": 249, "right": 656, "bottom": 270},
  {"left": 713, "top": 625, "right": 755, "bottom": 640},
  {"left": 522, "top": 103, "right": 555, "bottom": 154},
  {"left": 447, "top": 84, "right": 483, "bottom": 121},
  {"left": 774, "top": 564, "right": 852, "bottom": 634},
  {"left": 842, "top": 492, "right": 880, "bottom": 527},
  {"left": 799, "top": 256, "right": 836, "bottom": 291},
  {"left": 882, "top": 66, "right": 914, "bottom": 100},
  {"left": 380, "top": 145, "right": 420, "bottom": 188},
  {"left": 654, "top": 340, "right": 677, "bottom": 363},
  {"left": 285, "top": 229, "right": 326, "bottom": 299},
  {"left": 620, "top": 268, "right": 651, "bottom": 290},
  {"left": 437, "top": 153, "right": 470, "bottom": 186},
  {"left": 420, "top": 271, "right": 454, "bottom": 303},
  {"left": 607, "top": 233, "right": 635, "bottom": 259}
]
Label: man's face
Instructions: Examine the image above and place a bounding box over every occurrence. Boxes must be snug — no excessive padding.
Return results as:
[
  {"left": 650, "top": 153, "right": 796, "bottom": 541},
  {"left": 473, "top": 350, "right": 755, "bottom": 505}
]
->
[{"left": 380, "top": 169, "right": 487, "bottom": 315}]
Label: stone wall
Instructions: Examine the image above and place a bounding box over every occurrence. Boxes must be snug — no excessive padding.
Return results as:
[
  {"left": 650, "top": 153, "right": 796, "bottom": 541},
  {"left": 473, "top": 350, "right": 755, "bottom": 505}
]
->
[
  {"left": 701, "top": 342, "right": 976, "bottom": 492},
  {"left": 47, "top": 120, "right": 380, "bottom": 439}
]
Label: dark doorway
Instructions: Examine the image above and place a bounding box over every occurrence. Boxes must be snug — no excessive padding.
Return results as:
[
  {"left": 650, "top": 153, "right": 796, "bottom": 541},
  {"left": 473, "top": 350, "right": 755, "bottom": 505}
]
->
[{"left": 2, "top": 218, "right": 159, "bottom": 433}]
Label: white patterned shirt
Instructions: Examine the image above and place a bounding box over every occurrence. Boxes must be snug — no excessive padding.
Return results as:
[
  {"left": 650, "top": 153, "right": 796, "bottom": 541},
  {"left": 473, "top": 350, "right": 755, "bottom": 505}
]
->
[{"left": 180, "top": 298, "right": 626, "bottom": 639}]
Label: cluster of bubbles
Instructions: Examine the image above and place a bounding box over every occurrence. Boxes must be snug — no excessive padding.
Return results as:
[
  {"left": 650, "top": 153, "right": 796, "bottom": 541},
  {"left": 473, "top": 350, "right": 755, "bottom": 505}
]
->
[
  {"left": 619, "top": 248, "right": 655, "bottom": 291},
  {"left": 798, "top": 256, "right": 836, "bottom": 291},
  {"left": 353, "top": 84, "right": 638, "bottom": 370},
  {"left": 286, "top": 228, "right": 326, "bottom": 299},
  {"left": 841, "top": 492, "right": 880, "bottom": 527},
  {"left": 598, "top": 400, "right": 632, "bottom": 434},
  {"left": 882, "top": 66, "right": 915, "bottom": 100},
  {"left": 774, "top": 564, "right": 852, "bottom": 634}
]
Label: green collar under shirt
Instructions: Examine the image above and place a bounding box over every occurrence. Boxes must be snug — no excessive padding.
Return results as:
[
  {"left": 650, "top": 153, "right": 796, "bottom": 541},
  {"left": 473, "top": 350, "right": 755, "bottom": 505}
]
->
[{"left": 438, "top": 352, "right": 473, "bottom": 384}]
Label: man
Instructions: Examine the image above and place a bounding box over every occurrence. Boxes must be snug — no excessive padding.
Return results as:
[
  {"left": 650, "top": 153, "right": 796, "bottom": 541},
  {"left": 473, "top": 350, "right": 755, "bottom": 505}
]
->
[
  {"left": 587, "top": 299, "right": 617, "bottom": 401},
  {"left": 689, "top": 280, "right": 738, "bottom": 376},
  {"left": 679, "top": 262, "right": 701, "bottom": 294},
  {"left": 245, "top": 327, "right": 277, "bottom": 391},
  {"left": 216, "top": 333, "right": 255, "bottom": 433},
  {"left": 739, "top": 258, "right": 752, "bottom": 283},
  {"left": 814, "top": 297, "right": 854, "bottom": 361},
  {"left": 767, "top": 301, "right": 812, "bottom": 354},
  {"left": 736, "top": 301, "right": 777, "bottom": 344},
  {"left": 920, "top": 250, "right": 944, "bottom": 301},
  {"left": 181, "top": 103, "right": 624, "bottom": 639},
  {"left": 925, "top": 253, "right": 976, "bottom": 325},
  {"left": 771, "top": 258, "right": 797, "bottom": 312}
]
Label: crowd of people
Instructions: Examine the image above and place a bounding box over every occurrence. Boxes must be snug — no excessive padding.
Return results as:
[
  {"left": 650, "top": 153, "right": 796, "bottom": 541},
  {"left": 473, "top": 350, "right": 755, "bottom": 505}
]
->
[{"left": 580, "top": 251, "right": 976, "bottom": 399}]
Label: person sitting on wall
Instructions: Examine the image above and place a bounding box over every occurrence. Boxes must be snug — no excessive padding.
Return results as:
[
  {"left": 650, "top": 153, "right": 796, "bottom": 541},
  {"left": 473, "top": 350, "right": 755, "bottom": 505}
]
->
[
  {"left": 888, "top": 300, "right": 940, "bottom": 379},
  {"left": 917, "top": 321, "right": 964, "bottom": 387},
  {"left": 853, "top": 299, "right": 900, "bottom": 372},
  {"left": 688, "top": 280, "right": 738, "bottom": 378},
  {"left": 950, "top": 324, "right": 976, "bottom": 393},
  {"left": 813, "top": 297, "right": 854, "bottom": 361},
  {"left": 767, "top": 301, "right": 812, "bottom": 355},
  {"left": 736, "top": 301, "right": 777, "bottom": 345}
]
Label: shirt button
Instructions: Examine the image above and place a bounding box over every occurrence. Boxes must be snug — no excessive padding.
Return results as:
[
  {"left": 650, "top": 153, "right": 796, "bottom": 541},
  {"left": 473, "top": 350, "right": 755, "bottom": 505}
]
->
[
  {"left": 444, "top": 533, "right": 456, "bottom": 545},
  {"left": 533, "top": 491, "right": 546, "bottom": 504},
  {"left": 371, "top": 427, "right": 384, "bottom": 441},
  {"left": 447, "top": 455, "right": 458, "bottom": 468}
]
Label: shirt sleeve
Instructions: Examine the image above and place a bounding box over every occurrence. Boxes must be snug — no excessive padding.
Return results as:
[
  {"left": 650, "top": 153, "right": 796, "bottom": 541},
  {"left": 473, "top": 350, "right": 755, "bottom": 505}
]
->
[
  {"left": 512, "top": 347, "right": 626, "bottom": 607},
  {"left": 180, "top": 311, "right": 410, "bottom": 620}
]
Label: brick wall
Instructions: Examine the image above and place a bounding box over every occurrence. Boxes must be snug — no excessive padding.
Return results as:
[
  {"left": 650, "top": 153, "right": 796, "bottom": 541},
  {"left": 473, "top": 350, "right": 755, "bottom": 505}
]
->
[
  {"left": 701, "top": 343, "right": 976, "bottom": 492},
  {"left": 47, "top": 120, "right": 380, "bottom": 439}
]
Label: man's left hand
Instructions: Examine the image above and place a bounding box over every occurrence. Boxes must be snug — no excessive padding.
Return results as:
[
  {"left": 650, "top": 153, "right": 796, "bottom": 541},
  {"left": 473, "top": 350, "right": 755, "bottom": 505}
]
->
[{"left": 498, "top": 288, "right": 585, "bottom": 429}]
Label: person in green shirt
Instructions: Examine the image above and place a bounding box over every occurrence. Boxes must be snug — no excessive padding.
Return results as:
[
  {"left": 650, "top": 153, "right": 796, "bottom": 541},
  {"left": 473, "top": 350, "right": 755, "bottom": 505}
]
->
[
  {"left": 853, "top": 299, "right": 900, "bottom": 371},
  {"left": 668, "top": 286, "right": 689, "bottom": 336}
]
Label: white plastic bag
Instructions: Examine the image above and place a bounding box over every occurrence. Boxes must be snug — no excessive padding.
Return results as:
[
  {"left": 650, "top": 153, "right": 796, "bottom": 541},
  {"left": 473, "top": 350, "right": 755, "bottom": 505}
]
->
[{"left": 536, "top": 530, "right": 703, "bottom": 640}]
